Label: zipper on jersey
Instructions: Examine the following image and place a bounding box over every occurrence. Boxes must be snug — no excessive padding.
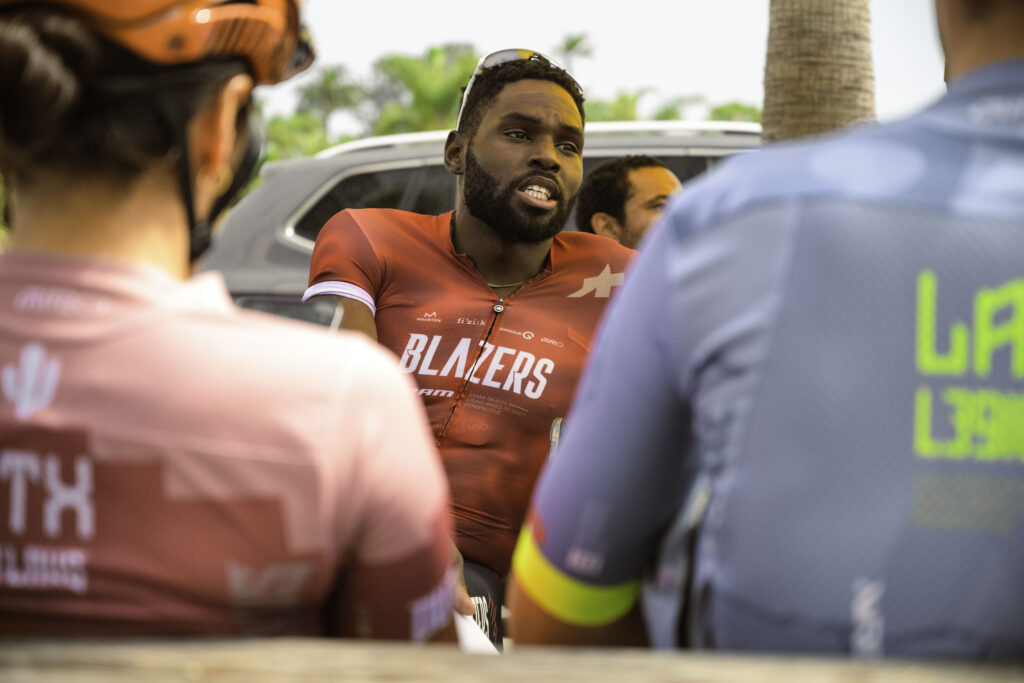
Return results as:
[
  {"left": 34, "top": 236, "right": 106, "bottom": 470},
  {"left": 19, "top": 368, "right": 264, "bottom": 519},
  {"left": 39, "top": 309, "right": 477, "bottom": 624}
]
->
[{"left": 435, "top": 297, "right": 506, "bottom": 445}]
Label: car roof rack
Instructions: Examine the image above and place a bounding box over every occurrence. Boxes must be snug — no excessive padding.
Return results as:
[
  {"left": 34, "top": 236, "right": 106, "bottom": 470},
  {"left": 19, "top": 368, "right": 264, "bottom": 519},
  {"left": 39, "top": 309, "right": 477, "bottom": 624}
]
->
[
  {"left": 585, "top": 120, "right": 761, "bottom": 135},
  {"left": 314, "top": 120, "right": 761, "bottom": 159},
  {"left": 315, "top": 131, "right": 450, "bottom": 158}
]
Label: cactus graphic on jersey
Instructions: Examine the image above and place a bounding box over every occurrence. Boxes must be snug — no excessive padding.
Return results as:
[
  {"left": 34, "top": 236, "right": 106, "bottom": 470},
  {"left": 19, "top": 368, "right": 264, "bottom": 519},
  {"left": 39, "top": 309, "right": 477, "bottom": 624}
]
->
[{"left": 3, "top": 343, "right": 62, "bottom": 420}]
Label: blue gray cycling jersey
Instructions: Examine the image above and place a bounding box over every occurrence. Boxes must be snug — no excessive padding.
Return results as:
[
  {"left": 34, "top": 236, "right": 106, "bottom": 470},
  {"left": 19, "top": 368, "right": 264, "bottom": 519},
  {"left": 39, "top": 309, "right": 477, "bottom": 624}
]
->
[{"left": 516, "top": 60, "right": 1024, "bottom": 659}]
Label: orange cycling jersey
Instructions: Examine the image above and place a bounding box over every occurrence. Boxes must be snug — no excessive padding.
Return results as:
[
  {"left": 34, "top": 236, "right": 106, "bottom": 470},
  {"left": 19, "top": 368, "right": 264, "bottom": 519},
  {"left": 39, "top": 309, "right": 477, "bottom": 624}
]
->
[{"left": 306, "top": 209, "right": 635, "bottom": 576}]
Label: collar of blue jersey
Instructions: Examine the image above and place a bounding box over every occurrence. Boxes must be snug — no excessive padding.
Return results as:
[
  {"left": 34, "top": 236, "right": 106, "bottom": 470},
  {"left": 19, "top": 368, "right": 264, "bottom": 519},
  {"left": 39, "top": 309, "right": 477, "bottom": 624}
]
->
[
  {"left": 945, "top": 57, "right": 1024, "bottom": 99},
  {"left": 915, "top": 57, "right": 1024, "bottom": 141}
]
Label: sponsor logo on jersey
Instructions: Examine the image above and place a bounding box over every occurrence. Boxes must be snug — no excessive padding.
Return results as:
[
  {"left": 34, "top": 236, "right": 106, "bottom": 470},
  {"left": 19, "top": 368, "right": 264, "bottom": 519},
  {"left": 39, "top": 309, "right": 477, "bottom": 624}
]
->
[
  {"left": 565, "top": 546, "right": 606, "bottom": 576},
  {"left": 851, "top": 578, "right": 885, "bottom": 657},
  {"left": 399, "top": 334, "right": 553, "bottom": 399},
  {"left": 3, "top": 343, "right": 61, "bottom": 420},
  {"left": 1, "top": 450, "right": 94, "bottom": 540},
  {"left": 410, "top": 567, "right": 457, "bottom": 642},
  {"left": 0, "top": 449, "right": 94, "bottom": 594},
  {"left": 457, "top": 317, "right": 487, "bottom": 326},
  {"left": 499, "top": 326, "right": 535, "bottom": 340},
  {"left": 13, "top": 286, "right": 112, "bottom": 317},
  {"left": 540, "top": 337, "right": 564, "bottom": 348},
  {"left": 567, "top": 264, "right": 624, "bottom": 299},
  {"left": 968, "top": 96, "right": 1024, "bottom": 125},
  {"left": 914, "top": 271, "right": 1024, "bottom": 462},
  {"left": 417, "top": 387, "right": 455, "bottom": 398},
  {"left": 417, "top": 311, "right": 442, "bottom": 323}
]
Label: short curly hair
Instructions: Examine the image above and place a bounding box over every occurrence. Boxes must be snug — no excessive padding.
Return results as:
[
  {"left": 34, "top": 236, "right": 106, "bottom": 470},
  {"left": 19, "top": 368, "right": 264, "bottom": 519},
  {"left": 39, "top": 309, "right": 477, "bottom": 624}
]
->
[
  {"left": 576, "top": 155, "right": 669, "bottom": 232},
  {"left": 456, "top": 57, "right": 585, "bottom": 138}
]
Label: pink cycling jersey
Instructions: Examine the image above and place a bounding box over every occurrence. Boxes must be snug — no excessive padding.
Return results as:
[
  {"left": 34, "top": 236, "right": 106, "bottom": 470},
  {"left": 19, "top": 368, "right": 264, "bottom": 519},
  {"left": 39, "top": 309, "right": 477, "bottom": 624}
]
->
[{"left": 0, "top": 251, "right": 452, "bottom": 639}]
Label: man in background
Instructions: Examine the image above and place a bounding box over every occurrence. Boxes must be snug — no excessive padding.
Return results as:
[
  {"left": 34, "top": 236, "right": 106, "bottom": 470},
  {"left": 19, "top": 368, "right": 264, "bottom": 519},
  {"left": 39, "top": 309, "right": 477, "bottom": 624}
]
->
[{"left": 575, "top": 155, "right": 681, "bottom": 248}]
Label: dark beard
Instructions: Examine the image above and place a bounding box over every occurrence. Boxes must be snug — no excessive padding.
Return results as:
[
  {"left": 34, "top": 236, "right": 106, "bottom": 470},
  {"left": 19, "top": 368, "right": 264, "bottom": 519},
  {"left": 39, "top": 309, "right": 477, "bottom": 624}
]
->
[{"left": 463, "top": 148, "right": 575, "bottom": 244}]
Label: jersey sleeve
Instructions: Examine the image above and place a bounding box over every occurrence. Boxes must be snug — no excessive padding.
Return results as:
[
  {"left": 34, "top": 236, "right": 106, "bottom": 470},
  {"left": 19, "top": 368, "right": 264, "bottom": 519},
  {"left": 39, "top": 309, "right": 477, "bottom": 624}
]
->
[
  {"left": 304, "top": 211, "right": 384, "bottom": 313},
  {"left": 512, "top": 193, "right": 793, "bottom": 627},
  {"left": 329, "top": 341, "right": 453, "bottom": 641}
]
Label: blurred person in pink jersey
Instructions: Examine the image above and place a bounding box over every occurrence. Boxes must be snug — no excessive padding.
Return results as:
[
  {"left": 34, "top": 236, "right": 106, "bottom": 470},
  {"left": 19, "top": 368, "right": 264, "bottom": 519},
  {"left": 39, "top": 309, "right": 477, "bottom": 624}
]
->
[{"left": 0, "top": 0, "right": 456, "bottom": 640}]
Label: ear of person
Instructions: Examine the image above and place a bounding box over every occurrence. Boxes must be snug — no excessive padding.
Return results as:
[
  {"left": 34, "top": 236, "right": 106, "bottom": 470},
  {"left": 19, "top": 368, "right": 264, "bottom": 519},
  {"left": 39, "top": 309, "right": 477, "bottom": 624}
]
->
[
  {"left": 591, "top": 212, "right": 622, "bottom": 241},
  {"left": 443, "top": 130, "right": 466, "bottom": 175},
  {"left": 189, "top": 74, "right": 252, "bottom": 220}
]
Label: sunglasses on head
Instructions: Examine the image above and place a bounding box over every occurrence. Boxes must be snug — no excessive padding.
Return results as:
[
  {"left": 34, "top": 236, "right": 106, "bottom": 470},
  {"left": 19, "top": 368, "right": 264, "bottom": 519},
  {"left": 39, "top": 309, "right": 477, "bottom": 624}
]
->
[{"left": 455, "top": 49, "right": 583, "bottom": 130}]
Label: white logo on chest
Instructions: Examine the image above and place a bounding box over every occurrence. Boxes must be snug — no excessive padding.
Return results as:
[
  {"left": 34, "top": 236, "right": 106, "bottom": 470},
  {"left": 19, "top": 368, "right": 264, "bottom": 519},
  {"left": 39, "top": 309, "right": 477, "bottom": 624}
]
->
[
  {"left": 400, "top": 334, "right": 554, "bottom": 399},
  {"left": 3, "top": 343, "right": 62, "bottom": 420},
  {"left": 567, "top": 265, "right": 624, "bottom": 299}
]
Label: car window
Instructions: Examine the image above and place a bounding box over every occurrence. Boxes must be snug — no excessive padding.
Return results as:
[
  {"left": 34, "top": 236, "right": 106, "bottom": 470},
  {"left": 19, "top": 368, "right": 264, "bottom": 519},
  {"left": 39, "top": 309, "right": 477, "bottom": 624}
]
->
[
  {"left": 661, "top": 155, "right": 716, "bottom": 183},
  {"left": 411, "top": 164, "right": 457, "bottom": 215},
  {"left": 294, "top": 167, "right": 419, "bottom": 242}
]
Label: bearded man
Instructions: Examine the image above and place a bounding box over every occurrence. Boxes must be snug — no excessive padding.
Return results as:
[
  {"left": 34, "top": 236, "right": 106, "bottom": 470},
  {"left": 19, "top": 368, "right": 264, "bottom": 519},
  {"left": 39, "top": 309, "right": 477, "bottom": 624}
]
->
[{"left": 304, "top": 50, "right": 635, "bottom": 647}]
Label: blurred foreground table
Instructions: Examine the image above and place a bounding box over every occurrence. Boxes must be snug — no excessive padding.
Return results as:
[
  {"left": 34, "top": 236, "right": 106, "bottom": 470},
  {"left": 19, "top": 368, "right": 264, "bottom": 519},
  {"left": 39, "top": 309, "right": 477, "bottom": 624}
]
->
[{"left": 1, "top": 639, "right": 1020, "bottom": 682}]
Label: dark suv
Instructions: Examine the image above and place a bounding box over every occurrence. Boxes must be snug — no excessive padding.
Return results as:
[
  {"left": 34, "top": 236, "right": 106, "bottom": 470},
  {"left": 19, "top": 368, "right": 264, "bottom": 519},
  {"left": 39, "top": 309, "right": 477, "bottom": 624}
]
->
[{"left": 197, "top": 121, "right": 761, "bottom": 325}]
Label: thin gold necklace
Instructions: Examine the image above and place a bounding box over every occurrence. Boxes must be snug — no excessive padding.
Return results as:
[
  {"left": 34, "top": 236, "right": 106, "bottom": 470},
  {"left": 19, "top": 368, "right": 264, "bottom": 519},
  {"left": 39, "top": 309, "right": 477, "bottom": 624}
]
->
[
  {"left": 451, "top": 216, "right": 536, "bottom": 289},
  {"left": 487, "top": 277, "right": 533, "bottom": 288}
]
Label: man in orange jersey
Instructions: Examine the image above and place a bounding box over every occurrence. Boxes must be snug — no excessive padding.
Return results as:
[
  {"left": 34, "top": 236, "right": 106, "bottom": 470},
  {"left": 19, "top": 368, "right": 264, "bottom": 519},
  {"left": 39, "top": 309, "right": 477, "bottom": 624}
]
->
[{"left": 305, "top": 50, "right": 635, "bottom": 647}]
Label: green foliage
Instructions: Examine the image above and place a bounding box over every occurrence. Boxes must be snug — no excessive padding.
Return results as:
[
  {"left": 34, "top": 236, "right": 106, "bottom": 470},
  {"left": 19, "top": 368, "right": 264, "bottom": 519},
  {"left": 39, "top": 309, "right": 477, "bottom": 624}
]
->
[
  {"left": 239, "top": 111, "right": 344, "bottom": 199},
  {"left": 368, "top": 44, "right": 479, "bottom": 135},
  {"left": 256, "top": 38, "right": 727, "bottom": 160},
  {"left": 709, "top": 101, "right": 762, "bottom": 123},
  {"left": 653, "top": 95, "right": 707, "bottom": 121},
  {"left": 264, "top": 111, "right": 332, "bottom": 161},
  {"left": 297, "top": 66, "right": 363, "bottom": 128},
  {"left": 585, "top": 90, "right": 649, "bottom": 122},
  {"left": 555, "top": 33, "right": 593, "bottom": 72}
]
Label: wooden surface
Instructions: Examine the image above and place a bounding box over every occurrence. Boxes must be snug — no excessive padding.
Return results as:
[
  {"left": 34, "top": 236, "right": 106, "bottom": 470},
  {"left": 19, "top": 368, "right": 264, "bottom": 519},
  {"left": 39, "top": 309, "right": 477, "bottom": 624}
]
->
[{"left": 1, "top": 639, "right": 1021, "bottom": 683}]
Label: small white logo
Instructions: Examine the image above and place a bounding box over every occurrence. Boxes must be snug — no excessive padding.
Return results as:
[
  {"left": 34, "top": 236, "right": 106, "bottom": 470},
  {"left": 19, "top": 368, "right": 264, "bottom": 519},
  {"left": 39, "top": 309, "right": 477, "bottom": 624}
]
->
[
  {"left": 417, "top": 311, "right": 442, "bottom": 323},
  {"left": 498, "top": 327, "right": 535, "bottom": 340},
  {"left": 417, "top": 388, "right": 455, "bottom": 398},
  {"left": 3, "top": 343, "right": 62, "bottom": 420},
  {"left": 567, "top": 265, "right": 624, "bottom": 299},
  {"left": 227, "top": 562, "right": 313, "bottom": 608},
  {"left": 410, "top": 567, "right": 457, "bottom": 642},
  {"left": 968, "top": 96, "right": 1024, "bottom": 124},
  {"left": 540, "top": 337, "right": 564, "bottom": 348},
  {"left": 851, "top": 578, "right": 885, "bottom": 657},
  {"left": 565, "top": 546, "right": 605, "bottom": 576}
]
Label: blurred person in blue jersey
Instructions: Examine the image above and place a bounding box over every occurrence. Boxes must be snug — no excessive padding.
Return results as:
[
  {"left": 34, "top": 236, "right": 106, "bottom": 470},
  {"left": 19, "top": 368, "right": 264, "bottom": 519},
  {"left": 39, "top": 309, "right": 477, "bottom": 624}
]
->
[{"left": 509, "top": 0, "right": 1024, "bottom": 660}]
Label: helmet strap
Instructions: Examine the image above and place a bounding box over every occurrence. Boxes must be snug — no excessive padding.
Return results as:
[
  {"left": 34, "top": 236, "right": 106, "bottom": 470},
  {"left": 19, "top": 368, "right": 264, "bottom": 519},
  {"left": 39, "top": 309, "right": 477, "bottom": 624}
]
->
[
  {"left": 155, "top": 99, "right": 262, "bottom": 264},
  {"left": 202, "top": 109, "right": 263, "bottom": 254}
]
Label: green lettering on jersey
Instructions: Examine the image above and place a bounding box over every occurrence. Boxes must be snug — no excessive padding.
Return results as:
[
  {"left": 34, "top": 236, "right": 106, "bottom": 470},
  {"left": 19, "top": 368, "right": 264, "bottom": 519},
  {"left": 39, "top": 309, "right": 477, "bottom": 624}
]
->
[
  {"left": 973, "top": 280, "right": 1024, "bottom": 378},
  {"left": 916, "top": 271, "right": 969, "bottom": 376},
  {"left": 973, "top": 390, "right": 1024, "bottom": 460},
  {"left": 915, "top": 385, "right": 1024, "bottom": 462},
  {"left": 914, "top": 386, "right": 970, "bottom": 458}
]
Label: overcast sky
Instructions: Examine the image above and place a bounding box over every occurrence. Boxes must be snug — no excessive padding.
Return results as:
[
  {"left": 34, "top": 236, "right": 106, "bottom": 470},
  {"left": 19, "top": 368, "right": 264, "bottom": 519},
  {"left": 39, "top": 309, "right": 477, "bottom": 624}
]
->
[{"left": 262, "top": 0, "right": 947, "bottom": 132}]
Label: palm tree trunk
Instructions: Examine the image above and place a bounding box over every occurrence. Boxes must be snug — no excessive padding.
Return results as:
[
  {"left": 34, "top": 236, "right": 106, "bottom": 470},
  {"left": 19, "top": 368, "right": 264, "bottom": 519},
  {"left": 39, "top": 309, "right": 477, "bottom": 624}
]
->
[{"left": 762, "top": 0, "right": 876, "bottom": 142}]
